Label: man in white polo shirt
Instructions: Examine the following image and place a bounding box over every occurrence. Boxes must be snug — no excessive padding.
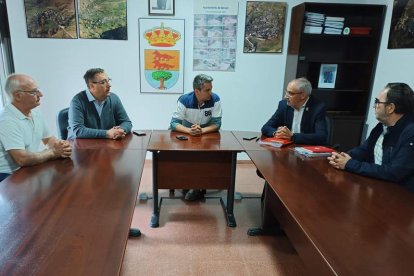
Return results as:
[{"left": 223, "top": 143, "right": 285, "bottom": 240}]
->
[{"left": 0, "top": 73, "right": 72, "bottom": 182}]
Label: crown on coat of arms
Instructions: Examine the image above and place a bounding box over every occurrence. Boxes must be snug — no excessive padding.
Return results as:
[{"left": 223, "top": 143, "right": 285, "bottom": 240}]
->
[{"left": 144, "top": 23, "right": 180, "bottom": 47}]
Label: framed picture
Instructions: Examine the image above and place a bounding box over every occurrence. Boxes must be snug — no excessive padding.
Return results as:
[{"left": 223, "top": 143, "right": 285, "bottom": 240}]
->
[
  {"left": 139, "top": 18, "right": 184, "bottom": 94},
  {"left": 24, "top": 0, "right": 77, "bottom": 38},
  {"left": 193, "top": 0, "right": 239, "bottom": 72},
  {"left": 388, "top": 0, "right": 414, "bottom": 49},
  {"left": 243, "top": 1, "right": 287, "bottom": 53},
  {"left": 78, "top": 0, "right": 127, "bottom": 40},
  {"left": 149, "top": 0, "right": 175, "bottom": 16},
  {"left": 318, "top": 64, "right": 338, "bottom": 89}
]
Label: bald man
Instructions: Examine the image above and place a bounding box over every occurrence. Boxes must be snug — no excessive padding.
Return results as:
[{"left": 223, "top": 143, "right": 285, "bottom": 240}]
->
[{"left": 0, "top": 73, "right": 71, "bottom": 182}]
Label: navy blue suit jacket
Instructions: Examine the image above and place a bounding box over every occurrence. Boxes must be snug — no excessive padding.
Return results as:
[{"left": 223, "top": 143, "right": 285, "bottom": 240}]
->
[
  {"left": 346, "top": 114, "right": 414, "bottom": 192},
  {"left": 261, "top": 95, "right": 327, "bottom": 145}
]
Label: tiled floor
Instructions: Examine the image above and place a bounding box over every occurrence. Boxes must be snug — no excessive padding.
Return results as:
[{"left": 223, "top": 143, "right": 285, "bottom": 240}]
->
[{"left": 121, "top": 162, "right": 307, "bottom": 275}]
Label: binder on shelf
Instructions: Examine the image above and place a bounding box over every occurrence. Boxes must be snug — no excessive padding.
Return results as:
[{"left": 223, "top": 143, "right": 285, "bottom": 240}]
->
[
  {"left": 349, "top": 27, "right": 372, "bottom": 35},
  {"left": 304, "top": 26, "right": 323, "bottom": 34},
  {"left": 258, "top": 137, "right": 293, "bottom": 148}
]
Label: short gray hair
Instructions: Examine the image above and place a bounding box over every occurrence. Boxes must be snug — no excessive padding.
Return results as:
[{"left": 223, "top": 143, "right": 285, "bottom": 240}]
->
[
  {"left": 83, "top": 68, "right": 105, "bottom": 86},
  {"left": 294, "top": 77, "right": 312, "bottom": 95},
  {"left": 5, "top": 73, "right": 24, "bottom": 98},
  {"left": 193, "top": 74, "right": 213, "bottom": 91}
]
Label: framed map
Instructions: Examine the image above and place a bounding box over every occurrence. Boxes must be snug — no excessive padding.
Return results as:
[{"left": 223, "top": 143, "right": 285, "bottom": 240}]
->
[
  {"left": 388, "top": 0, "right": 414, "bottom": 49},
  {"left": 243, "top": 1, "right": 287, "bottom": 53},
  {"left": 24, "top": 0, "right": 127, "bottom": 40},
  {"left": 24, "top": 0, "right": 77, "bottom": 38},
  {"left": 78, "top": 0, "right": 127, "bottom": 40},
  {"left": 193, "top": 0, "right": 238, "bottom": 71}
]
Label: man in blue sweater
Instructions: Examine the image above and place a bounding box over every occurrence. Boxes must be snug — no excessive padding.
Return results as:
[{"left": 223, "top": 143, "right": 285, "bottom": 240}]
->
[
  {"left": 67, "top": 68, "right": 139, "bottom": 237},
  {"left": 67, "top": 68, "right": 132, "bottom": 140},
  {"left": 328, "top": 83, "right": 414, "bottom": 192}
]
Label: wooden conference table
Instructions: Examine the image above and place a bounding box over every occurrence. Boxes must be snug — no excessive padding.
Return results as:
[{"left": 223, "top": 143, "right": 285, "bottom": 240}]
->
[
  {"left": 0, "top": 132, "right": 150, "bottom": 276},
  {"left": 3, "top": 130, "right": 414, "bottom": 275},
  {"left": 233, "top": 131, "right": 414, "bottom": 276},
  {"left": 147, "top": 130, "right": 243, "bottom": 227}
]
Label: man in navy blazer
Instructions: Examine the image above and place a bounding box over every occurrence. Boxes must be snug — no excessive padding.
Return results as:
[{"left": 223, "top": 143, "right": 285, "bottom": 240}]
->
[
  {"left": 328, "top": 83, "right": 414, "bottom": 192},
  {"left": 248, "top": 77, "right": 328, "bottom": 237},
  {"left": 261, "top": 77, "right": 328, "bottom": 145}
]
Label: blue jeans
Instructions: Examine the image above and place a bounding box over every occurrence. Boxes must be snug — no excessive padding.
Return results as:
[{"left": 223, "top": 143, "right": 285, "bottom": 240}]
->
[{"left": 0, "top": 173, "right": 10, "bottom": 182}]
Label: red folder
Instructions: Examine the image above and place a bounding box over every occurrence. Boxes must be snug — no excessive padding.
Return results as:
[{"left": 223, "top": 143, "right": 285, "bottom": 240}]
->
[
  {"left": 299, "top": 146, "right": 335, "bottom": 153},
  {"left": 258, "top": 137, "right": 293, "bottom": 148}
]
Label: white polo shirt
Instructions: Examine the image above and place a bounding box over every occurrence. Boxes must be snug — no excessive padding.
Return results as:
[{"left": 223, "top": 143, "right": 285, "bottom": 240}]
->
[{"left": 0, "top": 104, "right": 50, "bottom": 173}]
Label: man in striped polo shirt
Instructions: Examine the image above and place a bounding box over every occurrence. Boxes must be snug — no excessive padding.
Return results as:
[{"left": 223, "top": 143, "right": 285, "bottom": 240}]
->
[{"left": 170, "top": 74, "right": 222, "bottom": 200}]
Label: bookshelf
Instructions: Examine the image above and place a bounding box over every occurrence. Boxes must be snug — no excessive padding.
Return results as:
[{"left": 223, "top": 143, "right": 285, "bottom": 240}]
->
[{"left": 284, "top": 3, "right": 386, "bottom": 151}]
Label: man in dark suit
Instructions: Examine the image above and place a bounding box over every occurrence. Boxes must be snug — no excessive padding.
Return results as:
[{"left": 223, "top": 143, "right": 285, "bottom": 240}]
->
[
  {"left": 248, "top": 77, "right": 328, "bottom": 236},
  {"left": 261, "top": 77, "right": 327, "bottom": 145},
  {"left": 328, "top": 83, "right": 414, "bottom": 192}
]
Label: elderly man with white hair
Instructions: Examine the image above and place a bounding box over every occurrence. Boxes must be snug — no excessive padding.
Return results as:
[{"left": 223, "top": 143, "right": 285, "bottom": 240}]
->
[{"left": 0, "top": 73, "right": 71, "bottom": 182}]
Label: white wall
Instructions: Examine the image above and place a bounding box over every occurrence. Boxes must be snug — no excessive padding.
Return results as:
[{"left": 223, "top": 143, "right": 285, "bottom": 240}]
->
[{"left": 5, "top": 0, "right": 414, "bottom": 140}]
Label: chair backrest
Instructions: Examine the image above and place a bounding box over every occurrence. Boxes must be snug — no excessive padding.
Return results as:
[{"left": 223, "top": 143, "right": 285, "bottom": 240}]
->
[
  {"left": 325, "top": 116, "right": 332, "bottom": 146},
  {"left": 325, "top": 116, "right": 340, "bottom": 150},
  {"left": 56, "top": 107, "right": 69, "bottom": 140}
]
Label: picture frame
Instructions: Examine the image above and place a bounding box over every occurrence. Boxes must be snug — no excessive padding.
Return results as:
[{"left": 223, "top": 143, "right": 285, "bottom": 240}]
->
[
  {"left": 24, "top": 0, "right": 77, "bottom": 38},
  {"left": 243, "top": 1, "right": 287, "bottom": 53},
  {"left": 318, "top": 64, "right": 338, "bottom": 89},
  {"left": 138, "top": 18, "right": 184, "bottom": 94},
  {"left": 149, "top": 0, "right": 175, "bottom": 16},
  {"left": 388, "top": 0, "right": 414, "bottom": 49}
]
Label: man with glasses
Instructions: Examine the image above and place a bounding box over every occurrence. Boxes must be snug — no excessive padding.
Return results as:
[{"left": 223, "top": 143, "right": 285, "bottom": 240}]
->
[
  {"left": 328, "top": 83, "right": 414, "bottom": 192},
  {"left": 67, "top": 68, "right": 132, "bottom": 140},
  {"left": 68, "top": 68, "right": 140, "bottom": 237},
  {"left": 261, "top": 77, "right": 327, "bottom": 144},
  {"left": 248, "top": 77, "right": 327, "bottom": 236},
  {"left": 0, "top": 74, "right": 72, "bottom": 182}
]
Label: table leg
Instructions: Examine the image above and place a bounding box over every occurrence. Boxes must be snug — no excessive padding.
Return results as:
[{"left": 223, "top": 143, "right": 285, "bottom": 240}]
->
[
  {"left": 247, "top": 181, "right": 283, "bottom": 236},
  {"left": 150, "top": 151, "right": 159, "bottom": 228},
  {"left": 220, "top": 152, "right": 237, "bottom": 227}
]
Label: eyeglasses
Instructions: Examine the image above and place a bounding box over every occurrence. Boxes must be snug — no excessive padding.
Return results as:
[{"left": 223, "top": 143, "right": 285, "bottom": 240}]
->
[
  {"left": 373, "top": 98, "right": 390, "bottom": 107},
  {"left": 91, "top": 78, "right": 112, "bottom": 85},
  {"left": 18, "top": 88, "right": 42, "bottom": 96},
  {"left": 285, "top": 90, "right": 303, "bottom": 97}
]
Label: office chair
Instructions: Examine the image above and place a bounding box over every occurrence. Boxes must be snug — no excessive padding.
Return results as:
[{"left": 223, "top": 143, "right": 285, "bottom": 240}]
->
[
  {"left": 326, "top": 116, "right": 332, "bottom": 146},
  {"left": 56, "top": 107, "right": 69, "bottom": 140},
  {"left": 325, "top": 116, "right": 340, "bottom": 150}
]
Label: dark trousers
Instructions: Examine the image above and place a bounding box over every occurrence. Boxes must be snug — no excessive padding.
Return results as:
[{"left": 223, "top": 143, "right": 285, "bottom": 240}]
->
[{"left": 0, "top": 173, "right": 10, "bottom": 182}]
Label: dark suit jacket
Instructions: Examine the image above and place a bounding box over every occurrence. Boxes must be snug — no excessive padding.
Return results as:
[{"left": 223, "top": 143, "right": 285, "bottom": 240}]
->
[
  {"left": 261, "top": 95, "right": 327, "bottom": 145},
  {"left": 346, "top": 114, "right": 414, "bottom": 192}
]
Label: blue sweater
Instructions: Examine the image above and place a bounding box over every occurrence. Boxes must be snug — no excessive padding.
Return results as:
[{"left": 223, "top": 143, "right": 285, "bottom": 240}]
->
[
  {"left": 346, "top": 114, "right": 414, "bottom": 192},
  {"left": 68, "top": 91, "right": 132, "bottom": 139}
]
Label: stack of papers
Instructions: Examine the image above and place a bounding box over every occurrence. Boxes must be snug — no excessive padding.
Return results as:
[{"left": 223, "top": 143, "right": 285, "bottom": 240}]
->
[
  {"left": 258, "top": 137, "right": 293, "bottom": 148},
  {"left": 324, "top": 16, "right": 344, "bottom": 35},
  {"left": 304, "top": 12, "right": 325, "bottom": 34},
  {"left": 303, "top": 12, "right": 345, "bottom": 35},
  {"left": 294, "top": 146, "right": 335, "bottom": 157}
]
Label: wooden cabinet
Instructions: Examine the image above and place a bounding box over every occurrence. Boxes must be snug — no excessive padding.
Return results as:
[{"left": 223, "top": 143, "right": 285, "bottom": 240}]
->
[{"left": 284, "top": 3, "right": 386, "bottom": 151}]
